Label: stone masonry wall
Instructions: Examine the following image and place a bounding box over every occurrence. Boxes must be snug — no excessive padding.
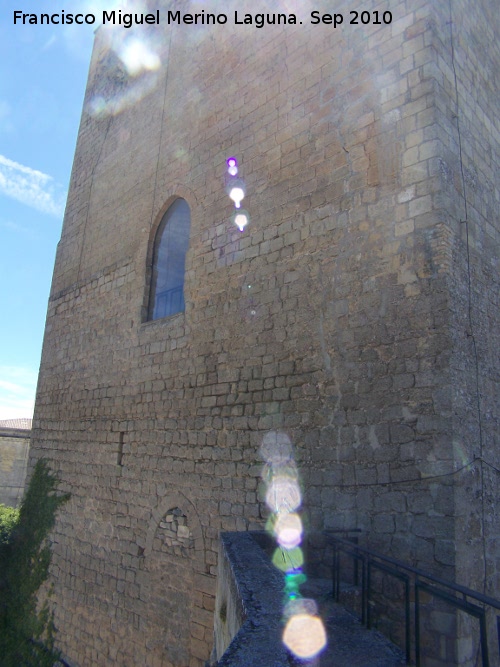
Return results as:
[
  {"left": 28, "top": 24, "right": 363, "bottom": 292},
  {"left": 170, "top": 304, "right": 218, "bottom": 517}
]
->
[
  {"left": 437, "top": 0, "right": 500, "bottom": 596},
  {"left": 0, "top": 428, "right": 30, "bottom": 507},
  {"left": 30, "top": 0, "right": 498, "bottom": 665},
  {"left": 431, "top": 2, "right": 500, "bottom": 662}
]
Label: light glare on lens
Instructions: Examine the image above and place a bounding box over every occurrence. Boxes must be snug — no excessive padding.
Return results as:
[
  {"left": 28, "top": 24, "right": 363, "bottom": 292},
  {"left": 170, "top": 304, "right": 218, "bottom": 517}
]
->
[
  {"left": 266, "top": 476, "right": 301, "bottom": 513},
  {"left": 275, "top": 513, "right": 303, "bottom": 549},
  {"left": 229, "top": 186, "right": 245, "bottom": 208},
  {"left": 283, "top": 613, "right": 327, "bottom": 659},
  {"left": 232, "top": 211, "right": 249, "bottom": 231},
  {"left": 272, "top": 546, "right": 304, "bottom": 572}
]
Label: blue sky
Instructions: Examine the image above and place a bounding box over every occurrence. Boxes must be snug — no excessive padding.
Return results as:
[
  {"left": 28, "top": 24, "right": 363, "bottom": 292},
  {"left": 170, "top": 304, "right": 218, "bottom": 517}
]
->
[{"left": 0, "top": 2, "right": 101, "bottom": 418}]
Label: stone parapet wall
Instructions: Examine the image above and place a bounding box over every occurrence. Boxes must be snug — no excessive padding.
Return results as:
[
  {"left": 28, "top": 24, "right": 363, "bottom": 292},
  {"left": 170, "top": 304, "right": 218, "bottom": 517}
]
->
[{"left": 212, "top": 532, "right": 288, "bottom": 666}]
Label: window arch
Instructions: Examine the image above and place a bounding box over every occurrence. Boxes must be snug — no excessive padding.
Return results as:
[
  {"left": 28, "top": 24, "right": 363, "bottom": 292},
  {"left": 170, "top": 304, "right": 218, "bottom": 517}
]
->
[{"left": 148, "top": 198, "right": 191, "bottom": 320}]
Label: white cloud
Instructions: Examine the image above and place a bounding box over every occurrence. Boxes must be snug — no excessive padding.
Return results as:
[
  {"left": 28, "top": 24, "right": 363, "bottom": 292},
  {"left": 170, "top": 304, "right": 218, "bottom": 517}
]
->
[
  {"left": 0, "top": 366, "right": 38, "bottom": 420},
  {"left": 0, "top": 154, "right": 66, "bottom": 217}
]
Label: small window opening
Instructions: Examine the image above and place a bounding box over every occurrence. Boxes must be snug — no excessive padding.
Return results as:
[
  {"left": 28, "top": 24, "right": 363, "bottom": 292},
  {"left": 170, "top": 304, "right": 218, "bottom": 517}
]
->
[{"left": 148, "top": 198, "right": 191, "bottom": 320}]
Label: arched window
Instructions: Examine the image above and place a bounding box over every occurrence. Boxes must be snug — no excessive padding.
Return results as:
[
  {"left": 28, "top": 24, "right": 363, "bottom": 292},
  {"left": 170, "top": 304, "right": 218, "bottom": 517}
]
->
[{"left": 148, "top": 198, "right": 191, "bottom": 320}]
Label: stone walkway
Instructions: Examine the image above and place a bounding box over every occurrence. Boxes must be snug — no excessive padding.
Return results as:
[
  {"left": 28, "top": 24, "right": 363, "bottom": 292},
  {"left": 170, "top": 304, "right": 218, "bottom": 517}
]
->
[{"left": 299, "top": 579, "right": 407, "bottom": 667}]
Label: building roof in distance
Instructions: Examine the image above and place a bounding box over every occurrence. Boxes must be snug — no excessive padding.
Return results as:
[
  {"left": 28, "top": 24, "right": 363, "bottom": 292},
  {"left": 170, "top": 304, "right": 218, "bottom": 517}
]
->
[{"left": 0, "top": 418, "right": 32, "bottom": 430}]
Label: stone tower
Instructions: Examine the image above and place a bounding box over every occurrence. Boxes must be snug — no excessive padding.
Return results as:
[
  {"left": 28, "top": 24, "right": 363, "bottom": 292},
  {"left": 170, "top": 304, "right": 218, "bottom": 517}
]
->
[{"left": 30, "top": 0, "right": 499, "bottom": 664}]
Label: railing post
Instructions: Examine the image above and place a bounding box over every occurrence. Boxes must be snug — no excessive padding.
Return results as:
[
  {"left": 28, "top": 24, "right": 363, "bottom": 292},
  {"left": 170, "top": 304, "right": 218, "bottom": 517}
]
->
[
  {"left": 366, "top": 560, "right": 370, "bottom": 629},
  {"left": 361, "top": 554, "right": 371, "bottom": 627},
  {"left": 497, "top": 615, "right": 500, "bottom": 661},
  {"left": 353, "top": 535, "right": 360, "bottom": 587},
  {"left": 415, "top": 578, "right": 421, "bottom": 667},
  {"left": 326, "top": 533, "right": 500, "bottom": 667},
  {"left": 333, "top": 544, "right": 339, "bottom": 601},
  {"left": 404, "top": 577, "right": 411, "bottom": 664},
  {"left": 479, "top": 612, "right": 490, "bottom": 667}
]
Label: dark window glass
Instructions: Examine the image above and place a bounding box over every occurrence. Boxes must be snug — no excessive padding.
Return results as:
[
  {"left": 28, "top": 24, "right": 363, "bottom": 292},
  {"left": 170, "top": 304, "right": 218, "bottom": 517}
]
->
[{"left": 149, "top": 198, "right": 191, "bottom": 320}]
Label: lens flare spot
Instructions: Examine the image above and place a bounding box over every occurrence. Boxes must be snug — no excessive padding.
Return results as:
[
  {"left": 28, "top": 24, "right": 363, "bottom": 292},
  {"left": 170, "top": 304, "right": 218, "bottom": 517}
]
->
[
  {"left": 260, "top": 431, "right": 293, "bottom": 465},
  {"left": 266, "top": 476, "right": 301, "bottom": 514},
  {"left": 284, "top": 570, "right": 307, "bottom": 601},
  {"left": 87, "top": 71, "right": 159, "bottom": 118},
  {"left": 452, "top": 438, "right": 470, "bottom": 468},
  {"left": 89, "top": 96, "right": 107, "bottom": 115},
  {"left": 284, "top": 597, "right": 318, "bottom": 618},
  {"left": 283, "top": 613, "right": 327, "bottom": 659},
  {"left": 226, "top": 155, "right": 238, "bottom": 175},
  {"left": 275, "top": 512, "right": 303, "bottom": 549},
  {"left": 272, "top": 546, "right": 304, "bottom": 572},
  {"left": 284, "top": 570, "right": 307, "bottom": 593},
  {"left": 261, "top": 460, "right": 298, "bottom": 487},
  {"left": 119, "top": 38, "right": 160, "bottom": 76},
  {"left": 232, "top": 210, "right": 249, "bottom": 231},
  {"left": 229, "top": 186, "right": 245, "bottom": 208},
  {"left": 261, "top": 460, "right": 294, "bottom": 481}
]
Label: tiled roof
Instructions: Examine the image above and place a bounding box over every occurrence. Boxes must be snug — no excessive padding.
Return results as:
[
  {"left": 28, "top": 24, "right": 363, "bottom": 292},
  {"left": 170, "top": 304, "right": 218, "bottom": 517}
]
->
[{"left": 0, "top": 418, "right": 32, "bottom": 430}]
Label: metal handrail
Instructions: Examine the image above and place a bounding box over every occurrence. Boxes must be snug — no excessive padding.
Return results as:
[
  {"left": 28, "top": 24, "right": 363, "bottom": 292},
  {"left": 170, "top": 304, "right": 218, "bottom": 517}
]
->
[{"left": 325, "top": 533, "right": 500, "bottom": 666}]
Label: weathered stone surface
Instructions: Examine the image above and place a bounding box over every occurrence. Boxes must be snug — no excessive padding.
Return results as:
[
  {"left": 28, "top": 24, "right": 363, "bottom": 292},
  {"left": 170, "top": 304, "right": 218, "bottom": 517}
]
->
[
  {"left": 29, "top": 0, "right": 499, "bottom": 665},
  {"left": 214, "top": 532, "right": 407, "bottom": 667},
  {"left": 0, "top": 426, "right": 30, "bottom": 507}
]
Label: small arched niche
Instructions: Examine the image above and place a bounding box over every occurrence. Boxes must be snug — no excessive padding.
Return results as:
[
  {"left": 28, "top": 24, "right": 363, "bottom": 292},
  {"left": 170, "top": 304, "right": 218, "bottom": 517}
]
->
[{"left": 157, "top": 507, "right": 194, "bottom": 554}]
